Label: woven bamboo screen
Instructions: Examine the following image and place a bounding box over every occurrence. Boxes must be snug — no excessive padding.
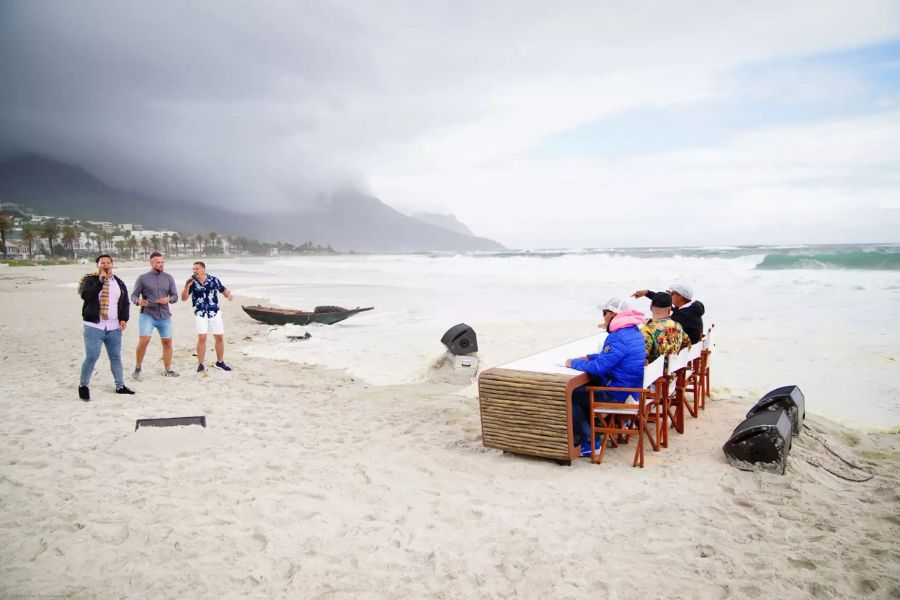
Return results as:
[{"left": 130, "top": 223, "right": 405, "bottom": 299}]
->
[{"left": 478, "top": 368, "right": 575, "bottom": 461}]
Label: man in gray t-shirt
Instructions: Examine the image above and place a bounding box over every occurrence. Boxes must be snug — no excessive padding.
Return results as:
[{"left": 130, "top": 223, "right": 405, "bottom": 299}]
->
[{"left": 130, "top": 251, "right": 179, "bottom": 379}]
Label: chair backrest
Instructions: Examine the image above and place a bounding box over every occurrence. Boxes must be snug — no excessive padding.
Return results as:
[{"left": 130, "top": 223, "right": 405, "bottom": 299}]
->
[
  {"left": 622, "top": 360, "right": 666, "bottom": 404},
  {"left": 686, "top": 343, "right": 702, "bottom": 362},
  {"left": 702, "top": 323, "right": 714, "bottom": 351},
  {"left": 643, "top": 356, "right": 665, "bottom": 388},
  {"left": 668, "top": 347, "right": 691, "bottom": 373}
]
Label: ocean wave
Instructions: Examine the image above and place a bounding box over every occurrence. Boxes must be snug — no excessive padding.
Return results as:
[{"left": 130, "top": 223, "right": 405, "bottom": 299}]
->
[
  {"left": 756, "top": 250, "right": 900, "bottom": 271},
  {"left": 435, "top": 244, "right": 900, "bottom": 269}
]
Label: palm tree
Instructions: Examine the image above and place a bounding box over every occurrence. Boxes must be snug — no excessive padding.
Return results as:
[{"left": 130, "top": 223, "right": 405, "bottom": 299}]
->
[
  {"left": 150, "top": 235, "right": 160, "bottom": 251},
  {"left": 103, "top": 231, "right": 114, "bottom": 253},
  {"left": 61, "top": 224, "right": 79, "bottom": 259},
  {"left": 170, "top": 233, "right": 180, "bottom": 256},
  {"left": 140, "top": 237, "right": 150, "bottom": 256},
  {"left": 208, "top": 231, "right": 218, "bottom": 252},
  {"left": 0, "top": 214, "right": 12, "bottom": 258},
  {"left": 126, "top": 236, "right": 138, "bottom": 259},
  {"left": 21, "top": 225, "right": 37, "bottom": 258},
  {"left": 195, "top": 233, "right": 205, "bottom": 254},
  {"left": 114, "top": 240, "right": 126, "bottom": 257},
  {"left": 162, "top": 233, "right": 170, "bottom": 255},
  {"left": 42, "top": 221, "right": 60, "bottom": 257}
]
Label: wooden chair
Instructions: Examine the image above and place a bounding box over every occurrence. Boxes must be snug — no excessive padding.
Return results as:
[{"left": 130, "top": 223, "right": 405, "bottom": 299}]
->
[
  {"left": 682, "top": 344, "right": 704, "bottom": 419},
  {"left": 661, "top": 347, "right": 691, "bottom": 446},
  {"left": 586, "top": 358, "right": 665, "bottom": 468},
  {"left": 701, "top": 324, "right": 715, "bottom": 406}
]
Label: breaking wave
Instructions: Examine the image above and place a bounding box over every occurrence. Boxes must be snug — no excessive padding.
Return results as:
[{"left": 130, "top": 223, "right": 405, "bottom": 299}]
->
[{"left": 756, "top": 250, "right": 900, "bottom": 271}]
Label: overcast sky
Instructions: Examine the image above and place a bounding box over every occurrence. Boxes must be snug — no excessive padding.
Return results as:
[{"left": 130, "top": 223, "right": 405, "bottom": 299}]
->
[{"left": 1, "top": 1, "right": 899, "bottom": 248}]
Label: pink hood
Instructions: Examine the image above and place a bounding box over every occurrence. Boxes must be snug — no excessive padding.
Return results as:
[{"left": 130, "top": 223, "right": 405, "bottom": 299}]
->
[{"left": 609, "top": 308, "right": 646, "bottom": 332}]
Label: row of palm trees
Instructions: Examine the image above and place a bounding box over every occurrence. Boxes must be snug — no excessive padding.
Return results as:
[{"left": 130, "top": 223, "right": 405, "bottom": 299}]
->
[
  {"left": 0, "top": 213, "right": 340, "bottom": 260},
  {"left": 85, "top": 231, "right": 223, "bottom": 259},
  {"left": 3, "top": 220, "right": 75, "bottom": 258},
  {"left": 11, "top": 221, "right": 114, "bottom": 259},
  {"left": 0, "top": 215, "right": 302, "bottom": 260}
]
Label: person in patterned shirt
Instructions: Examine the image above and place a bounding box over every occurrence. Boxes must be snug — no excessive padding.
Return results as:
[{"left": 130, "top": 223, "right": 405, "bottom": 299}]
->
[
  {"left": 180, "top": 261, "right": 234, "bottom": 374},
  {"left": 641, "top": 292, "right": 691, "bottom": 364}
]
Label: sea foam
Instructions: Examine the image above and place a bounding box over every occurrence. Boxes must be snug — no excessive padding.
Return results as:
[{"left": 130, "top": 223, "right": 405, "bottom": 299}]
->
[{"left": 216, "top": 246, "right": 900, "bottom": 431}]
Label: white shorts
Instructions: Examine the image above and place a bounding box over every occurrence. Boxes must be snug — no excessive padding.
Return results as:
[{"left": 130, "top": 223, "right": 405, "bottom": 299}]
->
[{"left": 195, "top": 312, "right": 225, "bottom": 335}]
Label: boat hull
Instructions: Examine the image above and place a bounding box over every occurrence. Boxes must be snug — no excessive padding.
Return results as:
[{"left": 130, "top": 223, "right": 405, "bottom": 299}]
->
[{"left": 242, "top": 305, "right": 374, "bottom": 326}]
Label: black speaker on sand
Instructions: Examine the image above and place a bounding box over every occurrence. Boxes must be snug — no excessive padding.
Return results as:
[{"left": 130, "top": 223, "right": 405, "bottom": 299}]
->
[
  {"left": 746, "top": 385, "right": 805, "bottom": 435},
  {"left": 441, "top": 323, "right": 478, "bottom": 355},
  {"left": 722, "top": 408, "right": 792, "bottom": 474}
]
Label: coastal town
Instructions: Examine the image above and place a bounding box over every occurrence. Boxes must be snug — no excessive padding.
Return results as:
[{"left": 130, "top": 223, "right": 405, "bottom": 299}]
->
[{"left": 0, "top": 200, "right": 337, "bottom": 261}]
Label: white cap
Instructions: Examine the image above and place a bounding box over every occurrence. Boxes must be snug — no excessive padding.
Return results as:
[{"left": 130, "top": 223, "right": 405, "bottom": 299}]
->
[
  {"left": 668, "top": 282, "right": 693, "bottom": 300},
  {"left": 597, "top": 297, "right": 630, "bottom": 313}
]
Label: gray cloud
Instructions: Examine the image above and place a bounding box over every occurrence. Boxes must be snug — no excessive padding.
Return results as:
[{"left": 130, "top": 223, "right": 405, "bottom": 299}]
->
[
  {"left": 0, "top": 1, "right": 380, "bottom": 210},
  {"left": 1, "top": 1, "right": 899, "bottom": 246}
]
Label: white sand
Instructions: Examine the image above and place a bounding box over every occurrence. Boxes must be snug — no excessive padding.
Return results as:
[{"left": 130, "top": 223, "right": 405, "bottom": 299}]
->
[{"left": 0, "top": 264, "right": 898, "bottom": 599}]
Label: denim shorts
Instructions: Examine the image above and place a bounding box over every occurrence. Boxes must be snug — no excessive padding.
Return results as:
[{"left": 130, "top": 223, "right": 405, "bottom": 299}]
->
[{"left": 139, "top": 313, "right": 173, "bottom": 338}]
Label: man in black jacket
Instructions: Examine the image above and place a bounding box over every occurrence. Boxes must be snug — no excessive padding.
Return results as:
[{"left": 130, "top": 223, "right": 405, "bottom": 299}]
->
[
  {"left": 77, "top": 254, "right": 135, "bottom": 401},
  {"left": 632, "top": 282, "right": 705, "bottom": 343}
]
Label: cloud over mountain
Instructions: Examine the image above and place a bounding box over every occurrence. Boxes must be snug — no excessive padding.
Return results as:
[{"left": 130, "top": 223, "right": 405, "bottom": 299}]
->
[{"left": 1, "top": 1, "right": 899, "bottom": 247}]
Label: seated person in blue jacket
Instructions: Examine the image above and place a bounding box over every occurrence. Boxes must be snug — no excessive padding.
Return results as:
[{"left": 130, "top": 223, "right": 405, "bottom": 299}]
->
[{"left": 566, "top": 297, "right": 647, "bottom": 457}]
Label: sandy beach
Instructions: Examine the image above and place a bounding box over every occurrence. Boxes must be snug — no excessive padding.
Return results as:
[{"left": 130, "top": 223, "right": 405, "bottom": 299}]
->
[{"left": 1, "top": 262, "right": 898, "bottom": 600}]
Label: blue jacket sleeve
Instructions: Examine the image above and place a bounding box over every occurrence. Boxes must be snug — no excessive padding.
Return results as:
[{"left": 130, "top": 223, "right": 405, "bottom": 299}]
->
[{"left": 569, "top": 335, "right": 624, "bottom": 378}]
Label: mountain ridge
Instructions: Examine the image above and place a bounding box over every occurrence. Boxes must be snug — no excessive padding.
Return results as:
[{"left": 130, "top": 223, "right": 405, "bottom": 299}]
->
[
  {"left": 411, "top": 212, "right": 474, "bottom": 236},
  {"left": 0, "top": 155, "right": 504, "bottom": 252}
]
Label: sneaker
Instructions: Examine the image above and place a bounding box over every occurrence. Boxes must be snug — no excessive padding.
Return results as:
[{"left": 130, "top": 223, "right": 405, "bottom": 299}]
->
[
  {"left": 163, "top": 370, "right": 180, "bottom": 377},
  {"left": 132, "top": 367, "right": 142, "bottom": 381},
  {"left": 78, "top": 386, "right": 90, "bottom": 401},
  {"left": 580, "top": 438, "right": 604, "bottom": 458},
  {"left": 115, "top": 385, "right": 136, "bottom": 395},
  {"left": 214, "top": 361, "right": 232, "bottom": 372}
]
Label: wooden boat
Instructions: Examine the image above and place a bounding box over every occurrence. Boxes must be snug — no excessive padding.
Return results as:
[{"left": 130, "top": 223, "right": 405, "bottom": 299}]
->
[{"left": 242, "top": 304, "right": 374, "bottom": 326}]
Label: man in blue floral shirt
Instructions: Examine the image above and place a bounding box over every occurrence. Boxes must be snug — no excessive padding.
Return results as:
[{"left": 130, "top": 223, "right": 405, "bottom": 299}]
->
[{"left": 180, "top": 261, "right": 234, "bottom": 374}]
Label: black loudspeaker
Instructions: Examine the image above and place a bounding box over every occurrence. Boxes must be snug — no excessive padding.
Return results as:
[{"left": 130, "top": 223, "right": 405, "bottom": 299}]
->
[
  {"left": 746, "top": 385, "right": 804, "bottom": 436},
  {"left": 441, "top": 323, "right": 478, "bottom": 355},
  {"left": 722, "top": 408, "right": 792, "bottom": 474}
]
